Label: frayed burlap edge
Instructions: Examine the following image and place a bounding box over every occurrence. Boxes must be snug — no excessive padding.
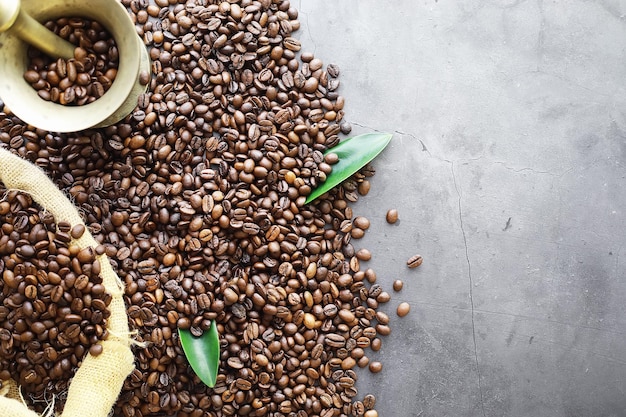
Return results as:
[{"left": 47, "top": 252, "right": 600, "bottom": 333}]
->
[{"left": 0, "top": 148, "right": 135, "bottom": 417}]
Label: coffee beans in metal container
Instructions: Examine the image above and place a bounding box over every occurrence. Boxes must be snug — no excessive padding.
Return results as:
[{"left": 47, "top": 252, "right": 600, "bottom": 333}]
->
[{"left": 25, "top": 17, "right": 119, "bottom": 106}]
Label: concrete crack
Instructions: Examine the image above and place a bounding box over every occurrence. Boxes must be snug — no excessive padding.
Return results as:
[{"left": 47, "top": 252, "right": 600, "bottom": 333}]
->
[
  {"left": 351, "top": 121, "right": 383, "bottom": 132},
  {"left": 451, "top": 161, "right": 487, "bottom": 417},
  {"left": 394, "top": 130, "right": 431, "bottom": 156},
  {"left": 297, "top": 0, "right": 316, "bottom": 55},
  {"left": 536, "top": 0, "right": 545, "bottom": 71},
  {"left": 493, "top": 161, "right": 575, "bottom": 178}
]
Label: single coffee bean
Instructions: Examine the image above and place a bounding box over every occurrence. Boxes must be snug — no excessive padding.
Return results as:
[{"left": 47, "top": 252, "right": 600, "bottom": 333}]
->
[
  {"left": 3, "top": 270, "right": 18, "bottom": 289},
  {"left": 363, "top": 394, "right": 376, "bottom": 410},
  {"left": 397, "top": 302, "right": 411, "bottom": 317},
  {"left": 356, "top": 248, "right": 371, "bottom": 261},
  {"left": 77, "top": 247, "right": 96, "bottom": 263},
  {"left": 341, "top": 357, "right": 356, "bottom": 370},
  {"left": 377, "top": 291, "right": 391, "bottom": 303},
  {"left": 24, "top": 285, "right": 37, "bottom": 299},
  {"left": 407, "top": 254, "right": 423, "bottom": 268},
  {"left": 358, "top": 180, "right": 371, "bottom": 196},
  {"left": 70, "top": 224, "right": 86, "bottom": 239},
  {"left": 386, "top": 209, "right": 399, "bottom": 224},
  {"left": 327, "top": 63, "right": 340, "bottom": 78},
  {"left": 369, "top": 361, "right": 383, "bottom": 373},
  {"left": 353, "top": 216, "right": 370, "bottom": 230},
  {"left": 375, "top": 311, "right": 390, "bottom": 325},
  {"left": 23, "top": 70, "right": 40, "bottom": 83},
  {"left": 370, "top": 337, "right": 382, "bottom": 352},
  {"left": 223, "top": 287, "right": 239, "bottom": 305},
  {"left": 325, "top": 333, "right": 346, "bottom": 348},
  {"left": 16, "top": 244, "right": 35, "bottom": 258},
  {"left": 139, "top": 70, "right": 150, "bottom": 86},
  {"left": 50, "top": 286, "right": 64, "bottom": 303},
  {"left": 353, "top": 401, "right": 365, "bottom": 415},
  {"left": 325, "top": 153, "right": 339, "bottom": 164},
  {"left": 392, "top": 279, "right": 404, "bottom": 291},
  {"left": 375, "top": 324, "right": 391, "bottom": 336},
  {"left": 351, "top": 227, "right": 365, "bottom": 239}
]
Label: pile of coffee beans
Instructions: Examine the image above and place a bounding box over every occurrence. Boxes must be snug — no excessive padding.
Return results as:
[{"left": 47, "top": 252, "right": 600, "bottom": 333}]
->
[
  {"left": 24, "top": 17, "right": 119, "bottom": 105},
  {"left": 0, "top": 186, "right": 111, "bottom": 403},
  {"left": 0, "top": 0, "right": 397, "bottom": 416}
]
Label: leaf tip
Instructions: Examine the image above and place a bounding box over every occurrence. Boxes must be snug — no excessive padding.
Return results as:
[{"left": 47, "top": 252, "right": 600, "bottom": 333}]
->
[{"left": 304, "top": 132, "right": 393, "bottom": 205}]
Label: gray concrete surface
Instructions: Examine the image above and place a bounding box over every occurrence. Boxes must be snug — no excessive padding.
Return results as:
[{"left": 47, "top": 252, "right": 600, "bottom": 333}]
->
[{"left": 298, "top": 1, "right": 626, "bottom": 416}]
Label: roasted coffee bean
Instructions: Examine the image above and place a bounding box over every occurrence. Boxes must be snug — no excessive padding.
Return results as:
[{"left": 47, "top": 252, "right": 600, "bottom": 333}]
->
[
  {"left": 23, "top": 70, "right": 39, "bottom": 83},
  {"left": 363, "top": 394, "right": 376, "bottom": 410},
  {"left": 24, "top": 285, "right": 37, "bottom": 299},
  {"left": 353, "top": 216, "right": 371, "bottom": 230},
  {"left": 325, "top": 152, "right": 339, "bottom": 165},
  {"left": 323, "top": 303, "right": 338, "bottom": 317},
  {"left": 407, "top": 254, "right": 423, "bottom": 268},
  {"left": 356, "top": 248, "right": 372, "bottom": 261},
  {"left": 71, "top": 224, "right": 86, "bottom": 239},
  {"left": 327, "top": 64, "right": 340, "bottom": 78},
  {"left": 386, "top": 208, "right": 399, "bottom": 224},
  {"left": 138, "top": 70, "right": 150, "bottom": 86},
  {"left": 397, "top": 302, "right": 411, "bottom": 317},
  {"left": 375, "top": 324, "right": 391, "bottom": 336},
  {"left": 325, "top": 333, "right": 346, "bottom": 348},
  {"left": 351, "top": 227, "right": 365, "bottom": 239},
  {"left": 369, "top": 361, "right": 383, "bottom": 373},
  {"left": 393, "top": 279, "right": 404, "bottom": 291},
  {"left": 377, "top": 291, "right": 391, "bottom": 303},
  {"left": 369, "top": 284, "right": 382, "bottom": 298},
  {"left": 89, "top": 344, "right": 103, "bottom": 356}
]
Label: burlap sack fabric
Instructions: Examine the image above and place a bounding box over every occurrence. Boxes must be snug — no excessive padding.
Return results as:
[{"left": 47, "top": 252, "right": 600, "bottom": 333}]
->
[{"left": 0, "top": 147, "right": 134, "bottom": 417}]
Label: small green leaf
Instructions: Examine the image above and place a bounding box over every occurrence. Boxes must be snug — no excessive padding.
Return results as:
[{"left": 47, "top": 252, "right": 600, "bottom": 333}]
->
[
  {"left": 305, "top": 132, "right": 393, "bottom": 204},
  {"left": 179, "top": 320, "right": 220, "bottom": 388}
]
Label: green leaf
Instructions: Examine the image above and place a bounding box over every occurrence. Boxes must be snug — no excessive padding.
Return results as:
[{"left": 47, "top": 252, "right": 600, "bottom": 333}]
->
[
  {"left": 179, "top": 320, "right": 220, "bottom": 388},
  {"left": 305, "top": 132, "right": 393, "bottom": 204}
]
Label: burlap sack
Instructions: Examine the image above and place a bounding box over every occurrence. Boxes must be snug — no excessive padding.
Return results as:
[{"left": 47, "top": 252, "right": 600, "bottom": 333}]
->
[{"left": 0, "top": 147, "right": 135, "bottom": 417}]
